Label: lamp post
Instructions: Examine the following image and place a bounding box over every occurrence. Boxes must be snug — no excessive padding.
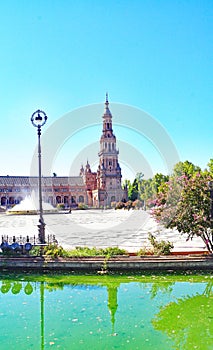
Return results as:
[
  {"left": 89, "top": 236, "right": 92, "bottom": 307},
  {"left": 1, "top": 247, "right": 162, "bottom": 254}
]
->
[{"left": 31, "top": 110, "right": 47, "bottom": 244}]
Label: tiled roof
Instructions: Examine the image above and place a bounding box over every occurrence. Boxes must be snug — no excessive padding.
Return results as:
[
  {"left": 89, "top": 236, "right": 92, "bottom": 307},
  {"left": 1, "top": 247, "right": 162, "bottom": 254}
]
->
[{"left": 0, "top": 176, "right": 85, "bottom": 187}]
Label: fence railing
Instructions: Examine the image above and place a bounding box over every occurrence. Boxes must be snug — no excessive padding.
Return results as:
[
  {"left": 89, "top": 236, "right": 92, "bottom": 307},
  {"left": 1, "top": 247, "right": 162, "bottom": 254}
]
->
[{"left": 0, "top": 234, "right": 57, "bottom": 254}]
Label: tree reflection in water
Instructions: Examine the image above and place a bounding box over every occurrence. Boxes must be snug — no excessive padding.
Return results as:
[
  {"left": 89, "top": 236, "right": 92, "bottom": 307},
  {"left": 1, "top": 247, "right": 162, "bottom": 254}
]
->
[
  {"left": 153, "top": 281, "right": 213, "bottom": 350},
  {"left": 0, "top": 274, "right": 212, "bottom": 349}
]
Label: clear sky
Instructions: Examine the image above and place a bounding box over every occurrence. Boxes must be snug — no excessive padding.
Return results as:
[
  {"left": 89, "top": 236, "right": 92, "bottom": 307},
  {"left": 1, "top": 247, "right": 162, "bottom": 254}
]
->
[{"left": 0, "top": 0, "right": 212, "bottom": 181}]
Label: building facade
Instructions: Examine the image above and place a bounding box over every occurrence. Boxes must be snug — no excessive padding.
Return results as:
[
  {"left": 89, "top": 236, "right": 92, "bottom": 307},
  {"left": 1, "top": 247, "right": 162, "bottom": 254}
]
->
[{"left": 0, "top": 96, "right": 127, "bottom": 208}]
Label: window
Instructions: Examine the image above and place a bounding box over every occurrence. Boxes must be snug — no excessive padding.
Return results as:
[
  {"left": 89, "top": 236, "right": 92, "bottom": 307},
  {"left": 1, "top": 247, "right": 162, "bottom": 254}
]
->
[
  {"left": 79, "top": 195, "right": 84, "bottom": 203},
  {"left": 71, "top": 196, "right": 76, "bottom": 203},
  {"left": 14, "top": 188, "right": 21, "bottom": 192},
  {"left": 64, "top": 196, "right": 69, "bottom": 204},
  {"left": 56, "top": 196, "right": 61, "bottom": 204}
]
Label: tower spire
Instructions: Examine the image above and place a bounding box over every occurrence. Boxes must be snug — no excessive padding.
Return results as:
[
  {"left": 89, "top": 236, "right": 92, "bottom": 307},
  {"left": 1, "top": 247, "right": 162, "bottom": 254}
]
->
[{"left": 104, "top": 92, "right": 111, "bottom": 116}]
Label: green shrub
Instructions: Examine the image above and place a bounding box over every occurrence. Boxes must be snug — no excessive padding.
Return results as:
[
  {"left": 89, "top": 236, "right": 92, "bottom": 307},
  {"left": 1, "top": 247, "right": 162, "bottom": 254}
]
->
[
  {"left": 65, "top": 246, "right": 127, "bottom": 257},
  {"left": 148, "top": 233, "right": 174, "bottom": 255},
  {"left": 44, "top": 244, "right": 66, "bottom": 258},
  {"left": 66, "top": 246, "right": 102, "bottom": 257},
  {"left": 102, "top": 247, "right": 127, "bottom": 257},
  {"left": 57, "top": 203, "right": 65, "bottom": 210},
  {"left": 30, "top": 244, "right": 128, "bottom": 258},
  {"left": 78, "top": 203, "right": 88, "bottom": 210},
  {"left": 29, "top": 246, "right": 41, "bottom": 256},
  {"left": 137, "top": 246, "right": 154, "bottom": 256}
]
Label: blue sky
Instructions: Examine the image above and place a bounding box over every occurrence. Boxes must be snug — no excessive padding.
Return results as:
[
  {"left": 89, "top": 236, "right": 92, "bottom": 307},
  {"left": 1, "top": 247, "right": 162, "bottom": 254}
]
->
[{"left": 0, "top": 0, "right": 212, "bottom": 180}]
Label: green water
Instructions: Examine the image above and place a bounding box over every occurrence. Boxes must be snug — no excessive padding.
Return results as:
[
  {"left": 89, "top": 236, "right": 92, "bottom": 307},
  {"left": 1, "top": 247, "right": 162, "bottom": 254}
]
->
[{"left": 0, "top": 273, "right": 213, "bottom": 349}]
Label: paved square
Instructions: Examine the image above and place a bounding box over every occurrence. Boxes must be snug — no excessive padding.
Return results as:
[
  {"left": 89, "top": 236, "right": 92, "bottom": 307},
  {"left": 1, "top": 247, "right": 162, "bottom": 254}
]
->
[{"left": 0, "top": 209, "right": 206, "bottom": 252}]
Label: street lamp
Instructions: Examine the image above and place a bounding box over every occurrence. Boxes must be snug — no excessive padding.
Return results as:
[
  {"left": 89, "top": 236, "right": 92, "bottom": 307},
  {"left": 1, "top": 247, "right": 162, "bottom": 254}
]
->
[{"left": 31, "top": 110, "right": 47, "bottom": 244}]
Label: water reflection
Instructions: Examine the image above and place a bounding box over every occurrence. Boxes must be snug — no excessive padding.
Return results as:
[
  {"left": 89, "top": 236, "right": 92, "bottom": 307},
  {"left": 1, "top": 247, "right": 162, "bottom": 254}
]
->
[
  {"left": 0, "top": 274, "right": 212, "bottom": 349},
  {"left": 153, "top": 280, "right": 213, "bottom": 350}
]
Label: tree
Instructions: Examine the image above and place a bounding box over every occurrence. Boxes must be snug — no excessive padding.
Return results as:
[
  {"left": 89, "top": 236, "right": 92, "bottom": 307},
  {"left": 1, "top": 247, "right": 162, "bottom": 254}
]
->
[
  {"left": 140, "top": 178, "right": 155, "bottom": 208},
  {"left": 122, "top": 179, "right": 131, "bottom": 198},
  {"left": 128, "top": 178, "right": 139, "bottom": 201},
  {"left": 207, "top": 159, "right": 213, "bottom": 175},
  {"left": 152, "top": 173, "right": 169, "bottom": 193},
  {"left": 152, "top": 175, "right": 185, "bottom": 225},
  {"left": 135, "top": 172, "right": 144, "bottom": 193},
  {"left": 152, "top": 172, "right": 213, "bottom": 252},
  {"left": 172, "top": 160, "right": 201, "bottom": 178},
  {"left": 135, "top": 172, "right": 144, "bottom": 183}
]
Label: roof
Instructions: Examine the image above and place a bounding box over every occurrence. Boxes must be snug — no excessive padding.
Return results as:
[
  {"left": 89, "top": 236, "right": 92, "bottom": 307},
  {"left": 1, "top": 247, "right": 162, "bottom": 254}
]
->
[{"left": 0, "top": 176, "right": 85, "bottom": 187}]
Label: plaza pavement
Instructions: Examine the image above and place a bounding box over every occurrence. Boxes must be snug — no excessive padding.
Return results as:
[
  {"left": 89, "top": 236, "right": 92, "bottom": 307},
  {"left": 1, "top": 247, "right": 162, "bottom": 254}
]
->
[{"left": 0, "top": 209, "right": 207, "bottom": 253}]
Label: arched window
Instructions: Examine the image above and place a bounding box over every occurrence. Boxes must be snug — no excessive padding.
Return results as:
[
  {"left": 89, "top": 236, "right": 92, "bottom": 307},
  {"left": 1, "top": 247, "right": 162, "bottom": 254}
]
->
[
  {"left": 1, "top": 197, "right": 7, "bottom": 205},
  {"left": 17, "top": 196, "right": 23, "bottom": 204},
  {"left": 64, "top": 196, "right": 69, "bottom": 204},
  {"left": 111, "top": 196, "right": 116, "bottom": 202},
  {"left": 9, "top": 197, "right": 15, "bottom": 205},
  {"left": 71, "top": 196, "right": 76, "bottom": 203},
  {"left": 56, "top": 196, "right": 61, "bottom": 204},
  {"left": 79, "top": 195, "right": 84, "bottom": 203},
  {"left": 48, "top": 196, "right": 53, "bottom": 205}
]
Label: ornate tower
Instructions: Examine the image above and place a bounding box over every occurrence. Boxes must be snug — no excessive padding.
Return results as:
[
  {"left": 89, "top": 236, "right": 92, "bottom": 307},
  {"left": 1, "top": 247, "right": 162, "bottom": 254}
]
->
[
  {"left": 97, "top": 94, "right": 125, "bottom": 205},
  {"left": 80, "top": 160, "right": 97, "bottom": 206}
]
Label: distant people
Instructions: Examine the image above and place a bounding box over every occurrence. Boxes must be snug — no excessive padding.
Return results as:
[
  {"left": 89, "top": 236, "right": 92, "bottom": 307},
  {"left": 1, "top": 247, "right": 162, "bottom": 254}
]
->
[{"left": 68, "top": 207, "right": 72, "bottom": 214}]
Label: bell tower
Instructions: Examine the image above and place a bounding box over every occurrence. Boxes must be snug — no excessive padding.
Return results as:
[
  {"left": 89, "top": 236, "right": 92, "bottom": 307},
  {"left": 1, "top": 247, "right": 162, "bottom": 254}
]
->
[{"left": 97, "top": 94, "right": 124, "bottom": 205}]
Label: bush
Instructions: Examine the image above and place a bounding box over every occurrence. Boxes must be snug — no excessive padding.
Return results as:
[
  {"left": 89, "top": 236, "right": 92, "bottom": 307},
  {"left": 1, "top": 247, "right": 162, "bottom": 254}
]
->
[
  {"left": 57, "top": 204, "right": 65, "bottom": 210},
  {"left": 43, "top": 244, "right": 66, "bottom": 258},
  {"left": 29, "top": 246, "right": 41, "bottom": 256},
  {"left": 125, "top": 200, "right": 133, "bottom": 210},
  {"left": 137, "top": 246, "right": 154, "bottom": 256},
  {"left": 111, "top": 201, "right": 117, "bottom": 209},
  {"left": 29, "top": 244, "right": 128, "bottom": 258},
  {"left": 132, "top": 199, "right": 143, "bottom": 209},
  {"left": 115, "top": 201, "right": 125, "bottom": 210},
  {"left": 148, "top": 233, "right": 174, "bottom": 255},
  {"left": 66, "top": 246, "right": 102, "bottom": 257},
  {"left": 102, "top": 247, "right": 127, "bottom": 257},
  {"left": 78, "top": 203, "right": 88, "bottom": 210},
  {"left": 64, "top": 246, "right": 127, "bottom": 258}
]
